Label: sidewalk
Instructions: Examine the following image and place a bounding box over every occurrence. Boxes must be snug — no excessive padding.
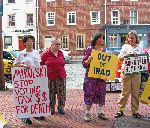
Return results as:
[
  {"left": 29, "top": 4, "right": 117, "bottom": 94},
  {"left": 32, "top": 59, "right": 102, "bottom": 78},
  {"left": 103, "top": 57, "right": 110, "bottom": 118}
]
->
[{"left": 0, "top": 88, "right": 150, "bottom": 128}]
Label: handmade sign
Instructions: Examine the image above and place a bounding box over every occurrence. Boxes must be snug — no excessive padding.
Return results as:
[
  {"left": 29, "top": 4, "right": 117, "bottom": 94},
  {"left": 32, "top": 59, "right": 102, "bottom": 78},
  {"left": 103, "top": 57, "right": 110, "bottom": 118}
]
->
[
  {"left": 11, "top": 66, "right": 51, "bottom": 118},
  {"left": 124, "top": 54, "right": 148, "bottom": 74},
  {"left": 140, "top": 77, "right": 150, "bottom": 104},
  {"left": 0, "top": 113, "right": 8, "bottom": 128},
  {"left": 88, "top": 49, "right": 118, "bottom": 81}
]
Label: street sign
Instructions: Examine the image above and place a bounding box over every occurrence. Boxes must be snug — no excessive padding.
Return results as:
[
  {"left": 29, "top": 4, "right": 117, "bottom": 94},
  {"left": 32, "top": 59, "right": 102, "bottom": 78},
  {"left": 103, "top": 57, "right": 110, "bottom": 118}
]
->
[{"left": 0, "top": 0, "right": 3, "bottom": 16}]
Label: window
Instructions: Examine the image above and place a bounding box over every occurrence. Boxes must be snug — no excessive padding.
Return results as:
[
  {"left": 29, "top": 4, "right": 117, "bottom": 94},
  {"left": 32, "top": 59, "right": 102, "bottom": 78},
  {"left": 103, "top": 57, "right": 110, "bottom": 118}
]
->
[
  {"left": 130, "top": 0, "right": 138, "bottom": 1},
  {"left": 109, "top": 34, "right": 119, "bottom": 47},
  {"left": 61, "top": 35, "right": 69, "bottom": 49},
  {"left": 76, "top": 34, "right": 85, "bottom": 50},
  {"left": 44, "top": 36, "right": 53, "bottom": 48},
  {"left": 130, "top": 10, "right": 138, "bottom": 24},
  {"left": 4, "top": 36, "right": 12, "bottom": 49},
  {"left": 90, "top": 11, "right": 100, "bottom": 25},
  {"left": 26, "top": 0, "right": 33, "bottom": 2},
  {"left": 46, "top": 12, "right": 55, "bottom": 26},
  {"left": 67, "top": 11, "right": 76, "bottom": 25},
  {"left": 26, "top": 14, "right": 33, "bottom": 26},
  {"left": 8, "top": 14, "right": 15, "bottom": 26},
  {"left": 8, "top": 0, "right": 15, "bottom": 3},
  {"left": 111, "top": 0, "right": 119, "bottom": 1},
  {"left": 111, "top": 10, "right": 120, "bottom": 25}
]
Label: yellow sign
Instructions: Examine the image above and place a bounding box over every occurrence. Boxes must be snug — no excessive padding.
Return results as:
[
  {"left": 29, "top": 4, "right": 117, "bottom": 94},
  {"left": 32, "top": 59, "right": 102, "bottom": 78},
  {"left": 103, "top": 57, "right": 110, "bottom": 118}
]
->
[
  {"left": 88, "top": 49, "right": 118, "bottom": 81},
  {"left": 140, "top": 77, "right": 150, "bottom": 104},
  {"left": 0, "top": 113, "right": 8, "bottom": 127}
]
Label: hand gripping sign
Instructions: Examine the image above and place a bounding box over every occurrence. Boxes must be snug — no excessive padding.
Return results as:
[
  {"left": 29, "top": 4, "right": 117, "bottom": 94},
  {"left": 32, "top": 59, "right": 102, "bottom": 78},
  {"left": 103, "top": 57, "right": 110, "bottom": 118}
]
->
[
  {"left": 88, "top": 49, "right": 118, "bottom": 81},
  {"left": 11, "top": 65, "right": 51, "bottom": 118}
]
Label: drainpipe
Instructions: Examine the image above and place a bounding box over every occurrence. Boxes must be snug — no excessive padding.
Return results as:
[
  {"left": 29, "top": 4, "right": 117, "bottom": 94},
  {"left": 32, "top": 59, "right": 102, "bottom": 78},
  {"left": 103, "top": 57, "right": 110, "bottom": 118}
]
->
[
  {"left": 104, "top": 0, "right": 107, "bottom": 47},
  {"left": 36, "top": 0, "right": 39, "bottom": 50}
]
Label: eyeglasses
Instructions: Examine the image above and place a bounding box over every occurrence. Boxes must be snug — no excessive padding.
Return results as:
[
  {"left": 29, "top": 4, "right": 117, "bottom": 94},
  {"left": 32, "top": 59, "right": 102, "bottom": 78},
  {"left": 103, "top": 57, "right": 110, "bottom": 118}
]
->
[{"left": 55, "top": 43, "right": 61, "bottom": 45}]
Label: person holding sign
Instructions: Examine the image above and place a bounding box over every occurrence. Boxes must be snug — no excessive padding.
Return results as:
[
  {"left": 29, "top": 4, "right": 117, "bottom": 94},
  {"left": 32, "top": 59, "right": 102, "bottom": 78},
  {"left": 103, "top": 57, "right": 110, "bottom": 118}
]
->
[
  {"left": 115, "top": 30, "right": 144, "bottom": 119},
  {"left": 13, "top": 35, "right": 43, "bottom": 125},
  {"left": 40, "top": 37, "right": 67, "bottom": 115},
  {"left": 82, "top": 32, "right": 108, "bottom": 122}
]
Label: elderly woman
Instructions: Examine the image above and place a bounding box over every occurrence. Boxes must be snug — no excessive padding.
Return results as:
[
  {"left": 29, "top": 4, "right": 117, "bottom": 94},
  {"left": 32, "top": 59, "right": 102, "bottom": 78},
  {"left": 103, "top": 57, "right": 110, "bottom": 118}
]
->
[
  {"left": 40, "top": 37, "right": 66, "bottom": 115},
  {"left": 13, "top": 35, "right": 42, "bottom": 125},
  {"left": 115, "top": 30, "right": 143, "bottom": 118},
  {"left": 82, "top": 32, "right": 108, "bottom": 122}
]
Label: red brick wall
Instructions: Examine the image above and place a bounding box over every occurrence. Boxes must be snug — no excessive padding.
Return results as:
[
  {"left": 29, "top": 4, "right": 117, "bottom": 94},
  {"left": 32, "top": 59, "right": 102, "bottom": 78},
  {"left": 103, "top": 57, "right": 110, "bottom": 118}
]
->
[{"left": 38, "top": 0, "right": 104, "bottom": 55}]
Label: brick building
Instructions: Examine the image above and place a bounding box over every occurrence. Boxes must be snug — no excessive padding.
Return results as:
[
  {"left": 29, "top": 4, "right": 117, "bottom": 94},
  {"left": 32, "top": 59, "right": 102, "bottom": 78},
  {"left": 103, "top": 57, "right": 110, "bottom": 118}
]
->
[
  {"left": 104, "top": 0, "right": 150, "bottom": 50},
  {"left": 38, "top": 0, "right": 150, "bottom": 55},
  {"left": 38, "top": 0, "right": 104, "bottom": 55}
]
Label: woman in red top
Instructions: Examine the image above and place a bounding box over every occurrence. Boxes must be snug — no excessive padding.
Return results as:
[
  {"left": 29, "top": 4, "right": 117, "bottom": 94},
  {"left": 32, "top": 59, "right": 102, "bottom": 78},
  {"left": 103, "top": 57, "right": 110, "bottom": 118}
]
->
[{"left": 40, "top": 37, "right": 67, "bottom": 115}]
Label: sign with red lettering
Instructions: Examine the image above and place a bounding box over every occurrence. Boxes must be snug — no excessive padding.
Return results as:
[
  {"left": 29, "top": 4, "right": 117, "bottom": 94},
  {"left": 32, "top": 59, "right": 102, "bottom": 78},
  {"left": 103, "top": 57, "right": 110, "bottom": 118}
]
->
[{"left": 11, "top": 66, "right": 50, "bottom": 118}]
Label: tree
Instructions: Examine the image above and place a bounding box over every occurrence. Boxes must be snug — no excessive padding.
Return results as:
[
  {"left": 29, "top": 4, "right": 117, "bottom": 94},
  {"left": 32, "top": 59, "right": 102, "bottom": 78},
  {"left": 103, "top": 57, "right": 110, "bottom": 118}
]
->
[{"left": 0, "top": 15, "right": 5, "bottom": 90}]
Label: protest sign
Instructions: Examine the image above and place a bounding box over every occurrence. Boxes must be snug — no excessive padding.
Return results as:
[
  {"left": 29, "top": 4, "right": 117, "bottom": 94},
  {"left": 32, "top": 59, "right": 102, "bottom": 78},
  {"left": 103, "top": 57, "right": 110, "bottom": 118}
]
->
[
  {"left": 88, "top": 49, "right": 118, "bottom": 81},
  {"left": 11, "top": 65, "right": 51, "bottom": 118},
  {"left": 0, "top": 113, "right": 7, "bottom": 128},
  {"left": 124, "top": 54, "right": 148, "bottom": 74},
  {"left": 140, "top": 77, "right": 150, "bottom": 104}
]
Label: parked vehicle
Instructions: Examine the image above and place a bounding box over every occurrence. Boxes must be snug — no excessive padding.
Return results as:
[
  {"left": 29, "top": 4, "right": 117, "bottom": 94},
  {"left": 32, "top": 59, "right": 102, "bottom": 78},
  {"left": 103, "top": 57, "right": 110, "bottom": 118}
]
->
[
  {"left": 3, "top": 49, "right": 20, "bottom": 82},
  {"left": 60, "top": 49, "right": 73, "bottom": 62},
  {"left": 106, "top": 47, "right": 121, "bottom": 55}
]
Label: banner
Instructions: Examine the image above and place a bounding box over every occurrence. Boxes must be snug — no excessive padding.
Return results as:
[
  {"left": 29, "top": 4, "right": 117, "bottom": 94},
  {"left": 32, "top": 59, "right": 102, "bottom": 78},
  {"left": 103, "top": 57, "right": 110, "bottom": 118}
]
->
[
  {"left": 0, "top": 113, "right": 7, "bottom": 128},
  {"left": 140, "top": 77, "right": 150, "bottom": 104},
  {"left": 11, "top": 66, "right": 51, "bottom": 118},
  {"left": 88, "top": 49, "right": 118, "bottom": 81},
  {"left": 124, "top": 54, "right": 148, "bottom": 74}
]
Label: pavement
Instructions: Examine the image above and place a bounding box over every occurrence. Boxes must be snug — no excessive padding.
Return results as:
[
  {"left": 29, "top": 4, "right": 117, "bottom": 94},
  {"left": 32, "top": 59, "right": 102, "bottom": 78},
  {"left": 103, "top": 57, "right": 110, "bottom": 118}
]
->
[{"left": 0, "top": 88, "right": 150, "bottom": 128}]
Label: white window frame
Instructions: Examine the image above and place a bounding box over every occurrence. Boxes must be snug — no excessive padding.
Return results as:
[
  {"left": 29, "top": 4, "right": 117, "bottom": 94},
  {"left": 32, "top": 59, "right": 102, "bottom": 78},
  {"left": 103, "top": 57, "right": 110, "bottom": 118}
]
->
[
  {"left": 130, "top": 10, "right": 138, "bottom": 25},
  {"left": 111, "top": 0, "right": 119, "bottom": 1},
  {"left": 90, "top": 11, "right": 100, "bottom": 25},
  {"left": 26, "top": 13, "right": 34, "bottom": 26},
  {"left": 66, "top": 0, "right": 72, "bottom": 1},
  {"left": 130, "top": 0, "right": 138, "bottom": 1},
  {"left": 111, "top": 10, "right": 120, "bottom": 25},
  {"left": 46, "top": 12, "right": 55, "bottom": 26},
  {"left": 61, "top": 35, "right": 69, "bottom": 49},
  {"left": 44, "top": 35, "right": 53, "bottom": 48},
  {"left": 8, "top": 14, "right": 15, "bottom": 27},
  {"left": 76, "top": 34, "right": 85, "bottom": 50},
  {"left": 67, "top": 11, "right": 76, "bottom": 25}
]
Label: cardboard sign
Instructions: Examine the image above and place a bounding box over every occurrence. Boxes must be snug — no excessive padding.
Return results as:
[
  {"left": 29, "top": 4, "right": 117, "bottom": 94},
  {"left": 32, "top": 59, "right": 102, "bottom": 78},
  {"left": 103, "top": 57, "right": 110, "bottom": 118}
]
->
[
  {"left": 88, "top": 49, "right": 118, "bottom": 81},
  {"left": 140, "top": 77, "right": 150, "bottom": 104},
  {"left": 0, "top": 113, "right": 7, "bottom": 128},
  {"left": 124, "top": 54, "right": 148, "bottom": 74},
  {"left": 11, "top": 66, "right": 51, "bottom": 118}
]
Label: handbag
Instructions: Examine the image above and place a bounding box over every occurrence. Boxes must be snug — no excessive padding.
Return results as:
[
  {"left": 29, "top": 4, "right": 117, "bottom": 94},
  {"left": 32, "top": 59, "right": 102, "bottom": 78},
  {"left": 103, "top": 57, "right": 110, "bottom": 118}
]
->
[{"left": 141, "top": 72, "right": 149, "bottom": 82}]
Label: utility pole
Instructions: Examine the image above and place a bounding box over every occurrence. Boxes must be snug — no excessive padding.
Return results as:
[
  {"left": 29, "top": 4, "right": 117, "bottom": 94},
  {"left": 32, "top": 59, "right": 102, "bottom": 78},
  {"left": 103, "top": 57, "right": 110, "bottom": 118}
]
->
[{"left": 0, "top": 0, "right": 5, "bottom": 91}]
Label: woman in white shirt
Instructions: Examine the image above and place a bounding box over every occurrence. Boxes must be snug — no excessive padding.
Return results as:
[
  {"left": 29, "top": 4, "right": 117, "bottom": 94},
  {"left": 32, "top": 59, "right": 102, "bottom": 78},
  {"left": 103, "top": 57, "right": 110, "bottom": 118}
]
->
[
  {"left": 13, "top": 35, "right": 42, "bottom": 125},
  {"left": 115, "top": 30, "right": 143, "bottom": 119}
]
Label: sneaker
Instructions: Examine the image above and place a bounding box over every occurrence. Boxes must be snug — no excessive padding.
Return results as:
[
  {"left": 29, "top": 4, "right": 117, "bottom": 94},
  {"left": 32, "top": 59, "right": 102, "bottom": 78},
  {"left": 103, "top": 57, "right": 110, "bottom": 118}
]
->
[
  {"left": 22, "top": 118, "right": 32, "bottom": 125},
  {"left": 114, "top": 111, "right": 124, "bottom": 118},
  {"left": 33, "top": 116, "right": 45, "bottom": 120},
  {"left": 98, "top": 113, "right": 108, "bottom": 120},
  {"left": 84, "top": 113, "right": 91, "bottom": 122},
  {"left": 132, "top": 113, "right": 141, "bottom": 119}
]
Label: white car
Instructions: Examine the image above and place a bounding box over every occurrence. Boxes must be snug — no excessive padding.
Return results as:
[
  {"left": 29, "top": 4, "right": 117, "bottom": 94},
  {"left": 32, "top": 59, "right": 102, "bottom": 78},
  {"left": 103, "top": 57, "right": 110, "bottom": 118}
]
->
[{"left": 60, "top": 49, "right": 73, "bottom": 62}]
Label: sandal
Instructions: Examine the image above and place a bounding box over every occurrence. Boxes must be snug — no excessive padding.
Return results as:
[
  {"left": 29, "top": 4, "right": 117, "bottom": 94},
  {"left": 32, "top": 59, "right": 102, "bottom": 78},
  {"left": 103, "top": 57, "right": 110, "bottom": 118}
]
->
[
  {"left": 114, "top": 111, "right": 124, "bottom": 118},
  {"left": 132, "top": 113, "right": 141, "bottom": 119},
  {"left": 22, "top": 118, "right": 32, "bottom": 125}
]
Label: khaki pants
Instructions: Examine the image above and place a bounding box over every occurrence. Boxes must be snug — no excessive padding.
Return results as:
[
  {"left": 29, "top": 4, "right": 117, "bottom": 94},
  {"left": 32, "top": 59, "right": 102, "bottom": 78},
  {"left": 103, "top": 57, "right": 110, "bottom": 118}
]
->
[{"left": 118, "top": 73, "right": 141, "bottom": 114}]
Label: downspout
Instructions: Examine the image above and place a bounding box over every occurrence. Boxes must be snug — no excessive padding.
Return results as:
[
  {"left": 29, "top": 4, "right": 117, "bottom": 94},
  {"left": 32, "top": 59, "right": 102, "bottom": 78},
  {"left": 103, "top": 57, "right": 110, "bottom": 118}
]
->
[
  {"left": 104, "top": 0, "right": 107, "bottom": 47},
  {"left": 36, "top": 0, "right": 39, "bottom": 50}
]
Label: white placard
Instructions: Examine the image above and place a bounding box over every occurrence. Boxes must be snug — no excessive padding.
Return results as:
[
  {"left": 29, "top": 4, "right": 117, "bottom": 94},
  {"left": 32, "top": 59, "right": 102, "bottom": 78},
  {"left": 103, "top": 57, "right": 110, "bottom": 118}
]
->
[
  {"left": 12, "top": 66, "right": 51, "bottom": 118},
  {"left": 124, "top": 54, "right": 148, "bottom": 74}
]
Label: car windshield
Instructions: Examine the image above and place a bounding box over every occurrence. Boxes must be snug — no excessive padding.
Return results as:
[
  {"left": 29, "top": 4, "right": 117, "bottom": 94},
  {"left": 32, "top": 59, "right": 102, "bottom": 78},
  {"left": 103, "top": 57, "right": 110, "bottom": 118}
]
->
[{"left": 10, "top": 50, "right": 20, "bottom": 58}]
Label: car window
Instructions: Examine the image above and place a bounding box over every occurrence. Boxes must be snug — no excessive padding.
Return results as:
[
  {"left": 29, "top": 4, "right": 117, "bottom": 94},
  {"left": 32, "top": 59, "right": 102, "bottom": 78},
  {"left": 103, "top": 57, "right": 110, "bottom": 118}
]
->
[
  {"left": 10, "top": 50, "right": 19, "bottom": 58},
  {"left": 3, "top": 51, "right": 12, "bottom": 59}
]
